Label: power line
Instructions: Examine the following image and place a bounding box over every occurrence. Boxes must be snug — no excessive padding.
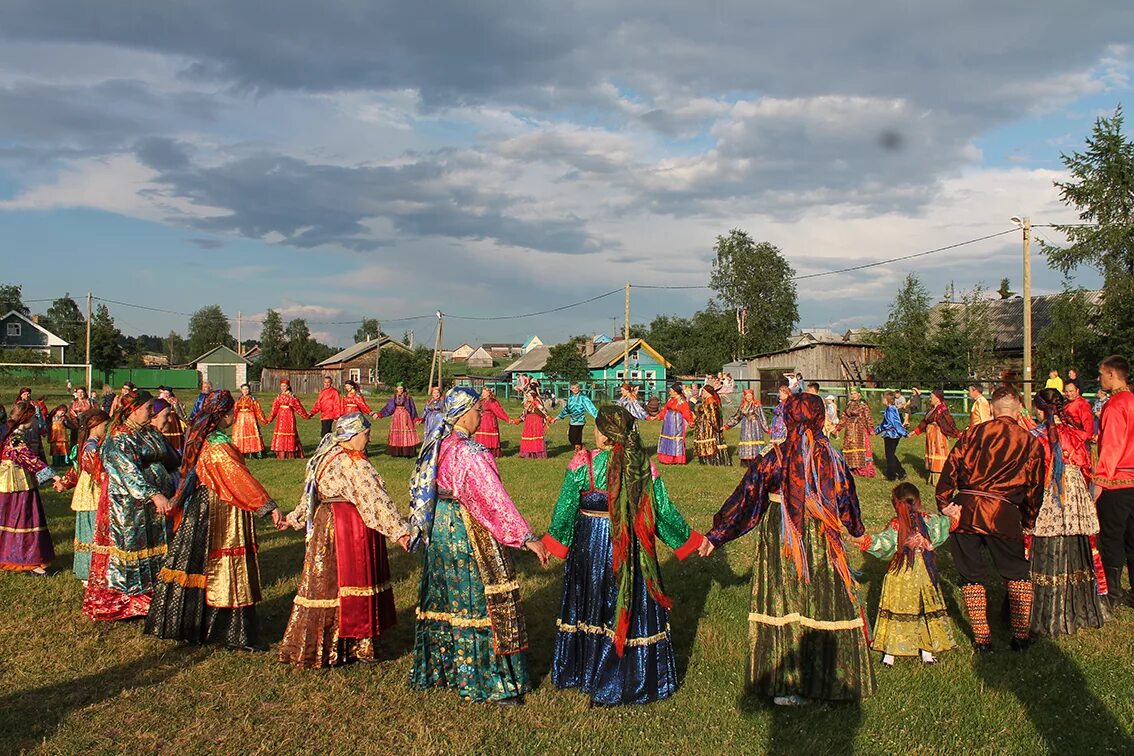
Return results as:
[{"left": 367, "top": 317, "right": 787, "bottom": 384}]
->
[{"left": 443, "top": 288, "right": 625, "bottom": 321}]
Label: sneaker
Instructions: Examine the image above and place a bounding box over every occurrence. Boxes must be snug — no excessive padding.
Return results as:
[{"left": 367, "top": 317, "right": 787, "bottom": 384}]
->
[
  {"left": 973, "top": 641, "right": 993, "bottom": 653},
  {"left": 773, "top": 695, "right": 812, "bottom": 707},
  {"left": 497, "top": 695, "right": 525, "bottom": 707}
]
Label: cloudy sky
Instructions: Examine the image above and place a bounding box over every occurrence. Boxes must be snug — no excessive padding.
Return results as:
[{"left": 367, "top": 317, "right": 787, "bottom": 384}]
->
[{"left": 1, "top": 1, "right": 1129, "bottom": 349}]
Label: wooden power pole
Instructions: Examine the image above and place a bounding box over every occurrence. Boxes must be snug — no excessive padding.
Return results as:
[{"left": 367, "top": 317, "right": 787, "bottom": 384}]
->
[
  {"left": 85, "top": 292, "right": 92, "bottom": 390},
  {"left": 1021, "top": 217, "right": 1033, "bottom": 412},
  {"left": 623, "top": 283, "right": 631, "bottom": 378}
]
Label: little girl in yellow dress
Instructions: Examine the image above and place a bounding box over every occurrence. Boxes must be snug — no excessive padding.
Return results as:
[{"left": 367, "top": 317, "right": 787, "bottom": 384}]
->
[{"left": 854, "top": 482, "right": 956, "bottom": 666}]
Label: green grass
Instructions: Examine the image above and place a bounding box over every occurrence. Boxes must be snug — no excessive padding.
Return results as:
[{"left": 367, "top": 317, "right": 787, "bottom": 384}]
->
[{"left": 2, "top": 396, "right": 1133, "bottom": 754}]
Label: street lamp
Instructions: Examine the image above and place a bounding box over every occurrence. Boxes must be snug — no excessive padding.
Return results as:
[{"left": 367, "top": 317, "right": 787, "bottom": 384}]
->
[{"left": 1011, "top": 216, "right": 1033, "bottom": 412}]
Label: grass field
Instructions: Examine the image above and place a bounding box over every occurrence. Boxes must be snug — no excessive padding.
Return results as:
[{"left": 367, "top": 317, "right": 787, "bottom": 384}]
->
[{"left": 2, "top": 393, "right": 1133, "bottom": 754}]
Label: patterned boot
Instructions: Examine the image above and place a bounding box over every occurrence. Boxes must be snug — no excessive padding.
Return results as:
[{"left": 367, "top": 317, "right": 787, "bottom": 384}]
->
[
  {"left": 961, "top": 583, "right": 991, "bottom": 652},
  {"left": 1007, "top": 579, "right": 1034, "bottom": 650}
]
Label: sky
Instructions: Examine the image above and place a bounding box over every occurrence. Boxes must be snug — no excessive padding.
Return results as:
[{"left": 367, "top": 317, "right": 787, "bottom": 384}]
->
[{"left": 1, "top": 1, "right": 1129, "bottom": 350}]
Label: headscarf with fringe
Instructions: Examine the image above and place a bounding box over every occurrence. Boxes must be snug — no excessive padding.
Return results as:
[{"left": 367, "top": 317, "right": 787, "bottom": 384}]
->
[
  {"left": 408, "top": 386, "right": 480, "bottom": 550},
  {"left": 596, "top": 404, "right": 669, "bottom": 656},
  {"left": 170, "top": 390, "right": 234, "bottom": 511},
  {"left": 300, "top": 412, "right": 371, "bottom": 530}
]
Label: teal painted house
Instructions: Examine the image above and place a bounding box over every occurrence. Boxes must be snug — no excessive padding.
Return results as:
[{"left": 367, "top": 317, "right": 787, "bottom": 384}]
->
[
  {"left": 0, "top": 310, "right": 69, "bottom": 363},
  {"left": 504, "top": 338, "right": 671, "bottom": 397}
]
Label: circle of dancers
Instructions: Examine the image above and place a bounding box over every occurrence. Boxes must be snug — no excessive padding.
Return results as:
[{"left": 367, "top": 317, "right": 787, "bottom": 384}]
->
[{"left": 0, "top": 355, "right": 1130, "bottom": 708}]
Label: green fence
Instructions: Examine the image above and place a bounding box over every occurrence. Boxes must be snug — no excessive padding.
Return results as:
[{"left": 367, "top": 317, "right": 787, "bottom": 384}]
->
[{"left": 0, "top": 365, "right": 200, "bottom": 391}]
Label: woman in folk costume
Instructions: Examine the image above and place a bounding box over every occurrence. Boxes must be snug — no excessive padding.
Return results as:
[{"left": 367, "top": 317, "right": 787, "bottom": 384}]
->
[
  {"left": 655, "top": 384, "right": 695, "bottom": 465},
  {"left": 408, "top": 387, "right": 550, "bottom": 705},
  {"left": 0, "top": 402, "right": 61, "bottom": 575},
  {"left": 341, "top": 380, "right": 374, "bottom": 416},
  {"left": 157, "top": 387, "right": 188, "bottom": 453},
  {"left": 910, "top": 390, "right": 960, "bottom": 484},
  {"left": 231, "top": 383, "right": 269, "bottom": 458},
  {"left": 145, "top": 390, "right": 282, "bottom": 650},
  {"left": 474, "top": 386, "right": 516, "bottom": 458},
  {"left": 376, "top": 383, "right": 420, "bottom": 457},
  {"left": 267, "top": 379, "right": 311, "bottom": 459},
  {"left": 768, "top": 385, "right": 789, "bottom": 445},
  {"left": 49, "top": 405, "right": 70, "bottom": 466},
  {"left": 1027, "top": 388, "right": 1107, "bottom": 637},
  {"left": 852, "top": 482, "right": 955, "bottom": 666},
  {"left": 519, "top": 387, "right": 550, "bottom": 459},
  {"left": 83, "top": 391, "right": 179, "bottom": 620},
  {"left": 837, "top": 388, "right": 876, "bottom": 476},
  {"left": 279, "top": 413, "right": 412, "bottom": 668},
  {"left": 702, "top": 393, "right": 875, "bottom": 706},
  {"left": 54, "top": 409, "right": 110, "bottom": 582},
  {"left": 422, "top": 386, "right": 445, "bottom": 439},
  {"left": 823, "top": 395, "right": 840, "bottom": 438},
  {"left": 543, "top": 405, "right": 705, "bottom": 706},
  {"left": 693, "top": 384, "right": 732, "bottom": 466},
  {"left": 723, "top": 388, "right": 770, "bottom": 463}
]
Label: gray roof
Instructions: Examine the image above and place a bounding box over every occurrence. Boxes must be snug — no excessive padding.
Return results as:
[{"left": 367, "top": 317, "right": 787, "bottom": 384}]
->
[
  {"left": 503, "top": 345, "right": 551, "bottom": 372},
  {"left": 588, "top": 338, "right": 641, "bottom": 368},
  {"left": 739, "top": 340, "right": 879, "bottom": 361},
  {"left": 316, "top": 336, "right": 409, "bottom": 366},
  {"left": 930, "top": 291, "right": 1102, "bottom": 353}
]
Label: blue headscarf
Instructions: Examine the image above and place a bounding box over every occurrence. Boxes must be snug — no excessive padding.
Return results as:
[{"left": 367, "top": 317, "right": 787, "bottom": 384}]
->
[
  {"left": 408, "top": 386, "right": 480, "bottom": 550},
  {"left": 299, "top": 412, "right": 371, "bottom": 530}
]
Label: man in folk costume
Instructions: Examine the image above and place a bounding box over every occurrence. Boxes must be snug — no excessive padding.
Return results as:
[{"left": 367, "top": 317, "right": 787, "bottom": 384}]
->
[
  {"left": 311, "top": 375, "right": 345, "bottom": 437},
  {"left": 1093, "top": 355, "right": 1134, "bottom": 608},
  {"left": 145, "top": 390, "right": 283, "bottom": 651},
  {"left": 279, "top": 413, "right": 412, "bottom": 668},
  {"left": 1063, "top": 380, "right": 1095, "bottom": 450},
  {"left": 190, "top": 380, "right": 212, "bottom": 420},
  {"left": 968, "top": 384, "right": 992, "bottom": 427},
  {"left": 936, "top": 386, "right": 1045, "bottom": 651},
  {"left": 556, "top": 382, "right": 599, "bottom": 453}
]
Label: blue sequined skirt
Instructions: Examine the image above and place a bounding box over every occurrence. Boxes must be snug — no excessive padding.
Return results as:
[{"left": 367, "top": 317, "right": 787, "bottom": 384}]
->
[{"left": 552, "top": 509, "right": 678, "bottom": 705}]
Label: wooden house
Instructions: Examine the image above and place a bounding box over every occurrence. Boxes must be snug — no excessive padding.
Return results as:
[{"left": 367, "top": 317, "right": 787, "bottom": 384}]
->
[
  {"left": 0, "top": 311, "right": 69, "bottom": 363},
  {"left": 192, "top": 345, "right": 251, "bottom": 391}
]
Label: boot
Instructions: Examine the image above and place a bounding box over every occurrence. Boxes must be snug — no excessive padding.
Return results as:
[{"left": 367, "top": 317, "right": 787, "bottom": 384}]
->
[
  {"left": 1006, "top": 579, "right": 1033, "bottom": 650},
  {"left": 1105, "top": 567, "right": 1127, "bottom": 610},
  {"left": 961, "top": 583, "right": 991, "bottom": 651}
]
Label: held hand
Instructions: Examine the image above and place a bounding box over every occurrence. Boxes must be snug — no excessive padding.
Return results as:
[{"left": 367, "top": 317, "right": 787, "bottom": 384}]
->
[
  {"left": 526, "top": 538, "right": 551, "bottom": 567},
  {"left": 941, "top": 503, "right": 962, "bottom": 521},
  {"left": 52, "top": 479, "right": 66, "bottom": 493},
  {"left": 697, "top": 537, "right": 715, "bottom": 557},
  {"left": 270, "top": 508, "right": 285, "bottom": 528},
  {"left": 397, "top": 533, "right": 412, "bottom": 552},
  {"left": 151, "top": 493, "right": 171, "bottom": 516}
]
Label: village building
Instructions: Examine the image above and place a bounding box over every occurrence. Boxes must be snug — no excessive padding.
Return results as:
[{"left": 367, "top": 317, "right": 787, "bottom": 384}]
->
[
  {"left": 520, "top": 335, "right": 544, "bottom": 354},
  {"left": 0, "top": 310, "right": 69, "bottom": 363},
  {"left": 192, "top": 345, "right": 251, "bottom": 391},
  {"left": 504, "top": 337, "right": 671, "bottom": 398},
  {"left": 725, "top": 332, "right": 880, "bottom": 399}
]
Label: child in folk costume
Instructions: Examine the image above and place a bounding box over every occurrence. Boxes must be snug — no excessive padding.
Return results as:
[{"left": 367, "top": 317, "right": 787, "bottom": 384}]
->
[
  {"left": 543, "top": 405, "right": 705, "bottom": 706},
  {"left": 911, "top": 390, "right": 960, "bottom": 484},
  {"left": 852, "top": 483, "right": 955, "bottom": 666},
  {"left": 1028, "top": 388, "right": 1107, "bottom": 637},
  {"left": 279, "top": 413, "right": 412, "bottom": 668},
  {"left": 267, "top": 380, "right": 311, "bottom": 459},
  {"left": 823, "top": 395, "right": 840, "bottom": 438},
  {"left": 474, "top": 387, "right": 517, "bottom": 458},
  {"left": 655, "top": 384, "right": 695, "bottom": 465},
  {"left": 422, "top": 386, "right": 445, "bottom": 439},
  {"left": 231, "top": 383, "right": 269, "bottom": 458},
  {"left": 145, "top": 390, "right": 283, "bottom": 651},
  {"left": 0, "top": 402, "right": 62, "bottom": 575},
  {"left": 375, "top": 384, "right": 420, "bottom": 457},
  {"left": 692, "top": 385, "right": 731, "bottom": 466},
  {"left": 53, "top": 409, "right": 110, "bottom": 582},
  {"left": 519, "top": 387, "right": 550, "bottom": 458},
  {"left": 723, "top": 388, "right": 770, "bottom": 463},
  {"left": 49, "top": 405, "right": 70, "bottom": 466}
]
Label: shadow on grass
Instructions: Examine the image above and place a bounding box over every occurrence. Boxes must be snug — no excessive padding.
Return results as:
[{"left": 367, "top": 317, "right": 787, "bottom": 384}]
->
[
  {"left": 0, "top": 649, "right": 209, "bottom": 752},
  {"left": 737, "top": 693, "right": 864, "bottom": 754},
  {"left": 973, "top": 641, "right": 1131, "bottom": 751},
  {"left": 669, "top": 553, "right": 749, "bottom": 681}
]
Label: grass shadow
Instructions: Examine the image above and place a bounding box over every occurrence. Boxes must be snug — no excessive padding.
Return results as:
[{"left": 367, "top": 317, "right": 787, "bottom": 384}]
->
[
  {"left": 973, "top": 641, "right": 1132, "bottom": 751},
  {"left": 737, "top": 693, "right": 864, "bottom": 754},
  {"left": 668, "top": 553, "right": 749, "bottom": 681},
  {"left": 0, "top": 649, "right": 209, "bottom": 752}
]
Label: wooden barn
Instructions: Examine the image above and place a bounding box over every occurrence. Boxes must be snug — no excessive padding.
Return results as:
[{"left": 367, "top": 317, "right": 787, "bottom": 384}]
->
[{"left": 729, "top": 334, "right": 880, "bottom": 392}]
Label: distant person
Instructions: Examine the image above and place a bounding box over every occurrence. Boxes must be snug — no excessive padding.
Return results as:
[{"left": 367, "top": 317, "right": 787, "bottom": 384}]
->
[
  {"left": 100, "top": 383, "right": 116, "bottom": 414},
  {"left": 806, "top": 382, "right": 821, "bottom": 395},
  {"left": 190, "top": 380, "right": 212, "bottom": 420},
  {"left": 310, "top": 375, "right": 344, "bottom": 437},
  {"left": 789, "top": 372, "right": 805, "bottom": 395},
  {"left": 875, "top": 391, "right": 908, "bottom": 481},
  {"left": 1094, "top": 389, "right": 1110, "bottom": 421},
  {"left": 1045, "top": 370, "right": 1064, "bottom": 392},
  {"left": 967, "top": 384, "right": 991, "bottom": 427},
  {"left": 1063, "top": 380, "right": 1095, "bottom": 448},
  {"left": 556, "top": 381, "right": 598, "bottom": 453},
  {"left": 1093, "top": 355, "right": 1134, "bottom": 609},
  {"left": 1068, "top": 369, "right": 1079, "bottom": 383},
  {"left": 894, "top": 389, "right": 908, "bottom": 425}
]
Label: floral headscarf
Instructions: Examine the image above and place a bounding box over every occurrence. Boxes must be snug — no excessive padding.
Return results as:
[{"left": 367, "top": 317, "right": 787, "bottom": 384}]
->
[
  {"left": 171, "top": 389, "right": 235, "bottom": 510},
  {"left": 408, "top": 386, "right": 480, "bottom": 550},
  {"left": 596, "top": 404, "right": 670, "bottom": 655},
  {"left": 300, "top": 412, "right": 371, "bottom": 530}
]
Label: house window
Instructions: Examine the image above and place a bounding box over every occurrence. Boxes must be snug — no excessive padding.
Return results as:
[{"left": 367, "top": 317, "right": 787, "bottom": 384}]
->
[
  {"left": 349, "top": 368, "right": 361, "bottom": 383},
  {"left": 6, "top": 323, "right": 20, "bottom": 337},
  {"left": 367, "top": 368, "right": 375, "bottom": 384}
]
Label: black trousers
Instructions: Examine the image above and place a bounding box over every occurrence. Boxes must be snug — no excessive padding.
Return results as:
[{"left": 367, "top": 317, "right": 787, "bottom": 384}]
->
[
  {"left": 1097, "top": 487, "right": 1134, "bottom": 579},
  {"left": 321, "top": 419, "right": 333, "bottom": 436},
  {"left": 883, "top": 436, "right": 906, "bottom": 480},
  {"left": 568, "top": 424, "right": 584, "bottom": 446},
  {"left": 950, "top": 532, "right": 1030, "bottom": 583}
]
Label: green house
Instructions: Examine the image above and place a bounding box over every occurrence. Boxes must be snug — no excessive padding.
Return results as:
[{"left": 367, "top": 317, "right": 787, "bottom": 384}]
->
[
  {"left": 191, "top": 345, "right": 251, "bottom": 391},
  {"left": 504, "top": 338, "right": 670, "bottom": 398}
]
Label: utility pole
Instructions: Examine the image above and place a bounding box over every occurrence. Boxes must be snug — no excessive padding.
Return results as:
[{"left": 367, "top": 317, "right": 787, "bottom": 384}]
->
[
  {"left": 623, "top": 282, "right": 631, "bottom": 379},
  {"left": 85, "top": 292, "right": 92, "bottom": 390},
  {"left": 237, "top": 311, "right": 242, "bottom": 355},
  {"left": 374, "top": 319, "right": 381, "bottom": 388},
  {"left": 1022, "top": 217, "right": 1033, "bottom": 413},
  {"left": 428, "top": 311, "right": 444, "bottom": 391}
]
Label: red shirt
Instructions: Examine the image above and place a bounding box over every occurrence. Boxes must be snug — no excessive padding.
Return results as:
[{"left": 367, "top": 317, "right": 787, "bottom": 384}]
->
[
  {"left": 310, "top": 387, "right": 344, "bottom": 420},
  {"left": 1095, "top": 387, "right": 1134, "bottom": 490},
  {"left": 1064, "top": 395, "right": 1095, "bottom": 442}
]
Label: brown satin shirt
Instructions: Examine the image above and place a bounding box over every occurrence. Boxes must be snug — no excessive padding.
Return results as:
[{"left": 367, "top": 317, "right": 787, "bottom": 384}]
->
[{"left": 935, "top": 415, "right": 1046, "bottom": 539}]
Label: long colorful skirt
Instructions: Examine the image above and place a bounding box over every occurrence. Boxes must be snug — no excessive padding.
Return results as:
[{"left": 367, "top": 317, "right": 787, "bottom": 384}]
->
[
  {"left": 231, "top": 412, "right": 264, "bottom": 456},
  {"left": 145, "top": 485, "right": 262, "bottom": 647},
  {"left": 410, "top": 498, "right": 531, "bottom": 702},
  {"left": 736, "top": 418, "right": 767, "bottom": 462},
  {"left": 924, "top": 424, "right": 949, "bottom": 484},
  {"left": 270, "top": 410, "right": 303, "bottom": 459},
  {"left": 656, "top": 411, "right": 687, "bottom": 465},
  {"left": 475, "top": 418, "right": 503, "bottom": 458},
  {"left": 386, "top": 407, "right": 419, "bottom": 457},
  {"left": 83, "top": 487, "right": 167, "bottom": 621},
  {"left": 1031, "top": 535, "right": 1107, "bottom": 637},
  {"left": 73, "top": 510, "right": 98, "bottom": 580},
  {"left": 553, "top": 510, "right": 678, "bottom": 705},
  {"left": 871, "top": 561, "right": 955, "bottom": 656},
  {"left": 744, "top": 504, "right": 876, "bottom": 700},
  {"left": 279, "top": 500, "right": 397, "bottom": 668},
  {"left": 519, "top": 414, "right": 547, "bottom": 458},
  {"left": 0, "top": 488, "right": 55, "bottom": 571},
  {"left": 694, "top": 429, "right": 732, "bottom": 466}
]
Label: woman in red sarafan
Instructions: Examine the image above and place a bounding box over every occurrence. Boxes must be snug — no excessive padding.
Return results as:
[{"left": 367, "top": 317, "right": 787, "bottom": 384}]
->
[
  {"left": 375, "top": 384, "right": 419, "bottom": 457},
  {"left": 518, "top": 387, "right": 550, "bottom": 458},
  {"left": 475, "top": 386, "right": 516, "bottom": 458},
  {"left": 268, "top": 380, "right": 311, "bottom": 459},
  {"left": 232, "top": 383, "right": 269, "bottom": 458}
]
